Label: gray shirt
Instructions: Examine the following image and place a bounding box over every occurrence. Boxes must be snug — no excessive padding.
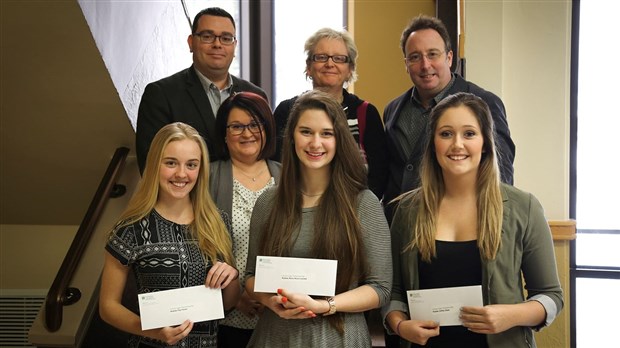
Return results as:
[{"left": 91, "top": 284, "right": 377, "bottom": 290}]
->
[
  {"left": 194, "top": 67, "right": 233, "bottom": 116},
  {"left": 246, "top": 189, "right": 392, "bottom": 347}
]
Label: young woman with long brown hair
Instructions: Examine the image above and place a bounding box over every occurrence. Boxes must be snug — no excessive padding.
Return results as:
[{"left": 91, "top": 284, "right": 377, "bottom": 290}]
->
[{"left": 245, "top": 90, "right": 392, "bottom": 347}]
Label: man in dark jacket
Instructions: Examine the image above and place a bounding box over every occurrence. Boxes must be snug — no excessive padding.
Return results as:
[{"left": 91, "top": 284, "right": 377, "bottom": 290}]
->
[
  {"left": 383, "top": 15, "right": 515, "bottom": 222},
  {"left": 136, "top": 7, "right": 267, "bottom": 173}
]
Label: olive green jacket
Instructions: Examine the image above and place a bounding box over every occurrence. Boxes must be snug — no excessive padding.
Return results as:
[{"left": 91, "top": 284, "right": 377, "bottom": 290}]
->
[{"left": 382, "top": 184, "right": 564, "bottom": 348}]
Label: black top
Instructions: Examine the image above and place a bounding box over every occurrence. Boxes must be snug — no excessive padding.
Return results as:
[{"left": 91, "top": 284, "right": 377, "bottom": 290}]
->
[{"left": 414, "top": 240, "right": 488, "bottom": 348}]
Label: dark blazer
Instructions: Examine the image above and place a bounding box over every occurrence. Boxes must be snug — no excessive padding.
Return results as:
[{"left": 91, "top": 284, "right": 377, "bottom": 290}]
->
[
  {"left": 383, "top": 75, "right": 516, "bottom": 220},
  {"left": 136, "top": 66, "right": 268, "bottom": 173}
]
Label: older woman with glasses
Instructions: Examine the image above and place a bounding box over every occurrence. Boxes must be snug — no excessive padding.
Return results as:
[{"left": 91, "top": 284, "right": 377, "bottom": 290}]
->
[
  {"left": 209, "top": 92, "right": 281, "bottom": 348},
  {"left": 272, "top": 28, "right": 388, "bottom": 199}
]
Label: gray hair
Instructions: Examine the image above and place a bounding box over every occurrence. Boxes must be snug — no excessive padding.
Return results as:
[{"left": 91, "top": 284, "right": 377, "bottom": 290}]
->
[{"left": 304, "top": 28, "right": 358, "bottom": 83}]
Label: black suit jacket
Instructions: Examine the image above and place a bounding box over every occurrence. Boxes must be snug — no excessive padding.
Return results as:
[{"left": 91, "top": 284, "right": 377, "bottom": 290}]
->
[
  {"left": 383, "top": 75, "right": 516, "bottom": 221},
  {"left": 136, "top": 66, "right": 268, "bottom": 173}
]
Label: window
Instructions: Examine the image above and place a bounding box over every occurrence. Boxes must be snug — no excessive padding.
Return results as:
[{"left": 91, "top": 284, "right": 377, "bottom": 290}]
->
[{"left": 572, "top": 1, "right": 620, "bottom": 347}]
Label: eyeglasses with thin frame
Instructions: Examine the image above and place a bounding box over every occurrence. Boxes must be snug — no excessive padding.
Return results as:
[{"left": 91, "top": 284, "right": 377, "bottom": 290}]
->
[
  {"left": 193, "top": 31, "right": 236, "bottom": 45},
  {"left": 405, "top": 50, "right": 445, "bottom": 65},
  {"left": 226, "top": 122, "right": 264, "bottom": 136},
  {"left": 311, "top": 54, "right": 350, "bottom": 64}
]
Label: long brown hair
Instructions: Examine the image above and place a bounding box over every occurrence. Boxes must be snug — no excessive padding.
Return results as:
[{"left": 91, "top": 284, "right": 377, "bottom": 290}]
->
[
  {"left": 402, "top": 92, "right": 503, "bottom": 261},
  {"left": 113, "top": 122, "right": 233, "bottom": 266},
  {"left": 259, "top": 90, "right": 368, "bottom": 333}
]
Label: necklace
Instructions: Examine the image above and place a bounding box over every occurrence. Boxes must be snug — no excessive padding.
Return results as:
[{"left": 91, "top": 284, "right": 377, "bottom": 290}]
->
[
  {"left": 233, "top": 163, "right": 267, "bottom": 182},
  {"left": 301, "top": 191, "right": 324, "bottom": 197}
]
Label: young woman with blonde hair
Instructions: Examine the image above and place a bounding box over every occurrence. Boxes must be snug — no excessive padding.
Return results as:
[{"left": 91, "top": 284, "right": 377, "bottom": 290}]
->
[{"left": 100, "top": 122, "right": 240, "bottom": 348}]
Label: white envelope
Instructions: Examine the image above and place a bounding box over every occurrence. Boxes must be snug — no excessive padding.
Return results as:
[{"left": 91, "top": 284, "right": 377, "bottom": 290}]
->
[
  {"left": 253, "top": 256, "right": 337, "bottom": 296},
  {"left": 407, "top": 285, "right": 483, "bottom": 326},
  {"left": 138, "top": 285, "right": 224, "bottom": 330}
]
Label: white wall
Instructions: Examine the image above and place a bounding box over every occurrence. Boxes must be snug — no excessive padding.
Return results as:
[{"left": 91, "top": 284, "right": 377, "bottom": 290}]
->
[
  {"left": 78, "top": 1, "right": 191, "bottom": 129},
  {"left": 77, "top": 0, "right": 237, "bottom": 129},
  {"left": 465, "top": 0, "right": 572, "bottom": 220}
]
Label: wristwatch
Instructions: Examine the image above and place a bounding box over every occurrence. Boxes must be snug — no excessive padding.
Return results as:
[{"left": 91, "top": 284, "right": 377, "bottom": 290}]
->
[{"left": 323, "top": 297, "right": 336, "bottom": 316}]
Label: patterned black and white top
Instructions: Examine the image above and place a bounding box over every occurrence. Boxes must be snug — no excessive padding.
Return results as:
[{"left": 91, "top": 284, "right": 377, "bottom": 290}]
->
[
  {"left": 106, "top": 209, "right": 231, "bottom": 348},
  {"left": 220, "top": 178, "right": 275, "bottom": 330}
]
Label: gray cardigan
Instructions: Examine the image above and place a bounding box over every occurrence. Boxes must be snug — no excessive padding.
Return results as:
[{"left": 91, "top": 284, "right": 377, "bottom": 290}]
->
[
  {"left": 209, "top": 159, "right": 282, "bottom": 218},
  {"left": 382, "top": 184, "right": 563, "bottom": 348}
]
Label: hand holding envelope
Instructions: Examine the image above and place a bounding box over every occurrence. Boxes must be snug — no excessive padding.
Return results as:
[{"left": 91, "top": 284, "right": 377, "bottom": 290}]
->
[
  {"left": 391, "top": 285, "right": 483, "bottom": 345},
  {"left": 396, "top": 319, "right": 440, "bottom": 346},
  {"left": 252, "top": 256, "right": 338, "bottom": 319},
  {"left": 459, "top": 302, "right": 535, "bottom": 334},
  {"left": 138, "top": 285, "right": 225, "bottom": 330},
  {"left": 406, "top": 285, "right": 483, "bottom": 326},
  {"left": 253, "top": 256, "right": 338, "bottom": 296},
  {"left": 260, "top": 288, "right": 319, "bottom": 319}
]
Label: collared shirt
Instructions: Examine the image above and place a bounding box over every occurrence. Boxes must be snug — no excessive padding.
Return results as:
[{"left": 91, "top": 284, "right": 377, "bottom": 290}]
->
[
  {"left": 392, "top": 74, "right": 457, "bottom": 162},
  {"left": 194, "top": 67, "right": 233, "bottom": 116}
]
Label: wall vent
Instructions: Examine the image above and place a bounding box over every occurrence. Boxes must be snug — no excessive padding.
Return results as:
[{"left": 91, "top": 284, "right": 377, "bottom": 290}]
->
[{"left": 0, "top": 289, "right": 46, "bottom": 348}]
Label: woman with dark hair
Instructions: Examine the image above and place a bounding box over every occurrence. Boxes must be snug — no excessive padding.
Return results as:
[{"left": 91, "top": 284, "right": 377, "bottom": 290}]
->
[
  {"left": 245, "top": 90, "right": 392, "bottom": 347},
  {"left": 100, "top": 122, "right": 240, "bottom": 348},
  {"left": 209, "top": 92, "right": 281, "bottom": 347},
  {"left": 383, "top": 93, "right": 563, "bottom": 347}
]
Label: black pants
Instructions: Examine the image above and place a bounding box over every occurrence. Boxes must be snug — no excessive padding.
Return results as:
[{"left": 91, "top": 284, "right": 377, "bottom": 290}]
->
[{"left": 217, "top": 325, "right": 254, "bottom": 348}]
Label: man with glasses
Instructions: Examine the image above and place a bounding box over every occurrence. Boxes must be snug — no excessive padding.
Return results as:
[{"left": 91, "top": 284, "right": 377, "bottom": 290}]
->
[
  {"left": 382, "top": 15, "right": 515, "bottom": 223},
  {"left": 136, "top": 7, "right": 267, "bottom": 173}
]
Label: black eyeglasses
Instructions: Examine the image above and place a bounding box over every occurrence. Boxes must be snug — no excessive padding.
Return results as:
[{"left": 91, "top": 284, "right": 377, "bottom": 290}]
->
[
  {"left": 311, "top": 54, "right": 350, "bottom": 64},
  {"left": 193, "top": 31, "right": 236, "bottom": 45},
  {"left": 226, "top": 122, "right": 264, "bottom": 135}
]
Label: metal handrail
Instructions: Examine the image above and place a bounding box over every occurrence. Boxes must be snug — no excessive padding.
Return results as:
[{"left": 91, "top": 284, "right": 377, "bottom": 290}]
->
[{"left": 44, "top": 147, "right": 130, "bottom": 332}]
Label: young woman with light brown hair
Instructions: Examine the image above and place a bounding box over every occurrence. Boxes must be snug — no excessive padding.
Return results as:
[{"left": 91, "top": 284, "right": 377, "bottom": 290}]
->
[{"left": 100, "top": 122, "right": 239, "bottom": 348}]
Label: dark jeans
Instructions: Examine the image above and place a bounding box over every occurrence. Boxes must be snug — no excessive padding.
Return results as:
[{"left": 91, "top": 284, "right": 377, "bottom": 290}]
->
[
  {"left": 385, "top": 330, "right": 401, "bottom": 347},
  {"left": 217, "top": 324, "right": 253, "bottom": 348}
]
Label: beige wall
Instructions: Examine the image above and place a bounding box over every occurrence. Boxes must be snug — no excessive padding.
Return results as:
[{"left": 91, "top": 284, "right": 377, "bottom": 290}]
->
[
  {"left": 465, "top": 0, "right": 572, "bottom": 220},
  {"left": 350, "top": 0, "right": 435, "bottom": 113},
  {"left": 0, "top": 225, "right": 77, "bottom": 290},
  {"left": 0, "top": 1, "right": 135, "bottom": 226}
]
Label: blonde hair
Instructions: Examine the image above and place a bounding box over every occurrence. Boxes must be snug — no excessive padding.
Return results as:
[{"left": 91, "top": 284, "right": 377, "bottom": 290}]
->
[
  {"left": 113, "top": 122, "right": 233, "bottom": 265},
  {"left": 402, "top": 93, "right": 503, "bottom": 261}
]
